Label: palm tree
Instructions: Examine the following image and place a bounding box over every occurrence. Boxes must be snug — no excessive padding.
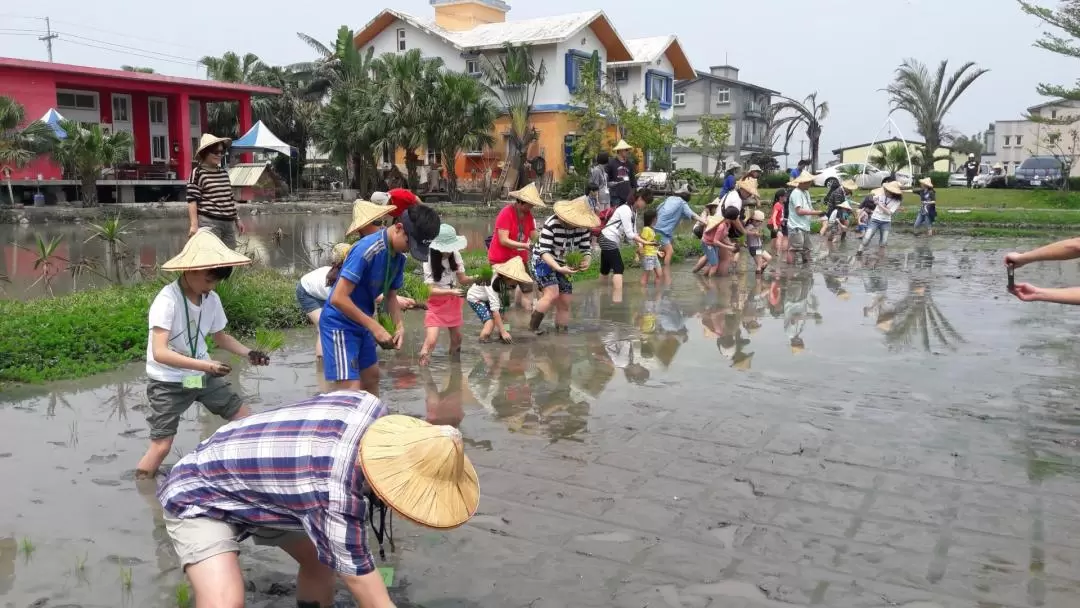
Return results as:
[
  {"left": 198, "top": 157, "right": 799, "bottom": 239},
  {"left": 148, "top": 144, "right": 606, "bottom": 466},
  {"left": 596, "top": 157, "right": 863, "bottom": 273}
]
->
[
  {"left": 768, "top": 93, "right": 829, "bottom": 171},
  {"left": 52, "top": 120, "right": 134, "bottom": 207},
  {"left": 299, "top": 27, "right": 384, "bottom": 193},
  {"left": 885, "top": 58, "right": 989, "bottom": 175},
  {"left": 120, "top": 65, "right": 155, "bottom": 73},
  {"left": 0, "top": 96, "right": 57, "bottom": 206},
  {"left": 868, "top": 143, "right": 912, "bottom": 176},
  {"left": 483, "top": 42, "right": 546, "bottom": 190},
  {"left": 373, "top": 50, "right": 444, "bottom": 191},
  {"left": 429, "top": 72, "right": 498, "bottom": 200},
  {"left": 199, "top": 52, "right": 268, "bottom": 138}
]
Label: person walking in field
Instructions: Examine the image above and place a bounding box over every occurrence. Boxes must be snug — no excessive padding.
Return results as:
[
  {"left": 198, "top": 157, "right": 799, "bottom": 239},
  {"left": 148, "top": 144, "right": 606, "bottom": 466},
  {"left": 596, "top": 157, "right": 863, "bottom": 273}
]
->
[
  {"left": 914, "top": 177, "right": 937, "bottom": 236},
  {"left": 187, "top": 134, "right": 242, "bottom": 248},
  {"left": 857, "top": 181, "right": 904, "bottom": 255},
  {"left": 530, "top": 197, "right": 599, "bottom": 334},
  {"left": 419, "top": 224, "right": 474, "bottom": 366},
  {"left": 786, "top": 172, "right": 824, "bottom": 264},
  {"left": 964, "top": 153, "right": 979, "bottom": 189},
  {"left": 606, "top": 140, "right": 637, "bottom": 207},
  {"left": 136, "top": 229, "right": 269, "bottom": 478}
]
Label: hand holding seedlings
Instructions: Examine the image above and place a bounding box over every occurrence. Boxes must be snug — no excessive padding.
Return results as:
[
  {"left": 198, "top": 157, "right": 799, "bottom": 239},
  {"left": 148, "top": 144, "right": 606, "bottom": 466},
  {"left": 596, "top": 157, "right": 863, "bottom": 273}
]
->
[
  {"left": 247, "top": 350, "right": 270, "bottom": 366},
  {"left": 205, "top": 361, "right": 232, "bottom": 377}
]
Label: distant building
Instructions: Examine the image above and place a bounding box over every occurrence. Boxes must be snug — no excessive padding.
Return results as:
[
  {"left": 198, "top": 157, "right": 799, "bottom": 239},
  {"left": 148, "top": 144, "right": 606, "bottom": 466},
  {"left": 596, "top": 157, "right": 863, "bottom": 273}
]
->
[
  {"left": 830, "top": 137, "right": 958, "bottom": 174},
  {"left": 671, "top": 65, "right": 780, "bottom": 176},
  {"left": 0, "top": 56, "right": 277, "bottom": 204},
  {"left": 354, "top": 0, "right": 693, "bottom": 181},
  {"left": 983, "top": 99, "right": 1080, "bottom": 175}
]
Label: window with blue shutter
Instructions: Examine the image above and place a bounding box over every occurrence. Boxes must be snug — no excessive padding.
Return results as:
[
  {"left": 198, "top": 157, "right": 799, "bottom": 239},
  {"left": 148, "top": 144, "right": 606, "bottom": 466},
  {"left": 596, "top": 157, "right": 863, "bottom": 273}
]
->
[
  {"left": 565, "top": 50, "right": 595, "bottom": 93},
  {"left": 645, "top": 69, "right": 674, "bottom": 110}
]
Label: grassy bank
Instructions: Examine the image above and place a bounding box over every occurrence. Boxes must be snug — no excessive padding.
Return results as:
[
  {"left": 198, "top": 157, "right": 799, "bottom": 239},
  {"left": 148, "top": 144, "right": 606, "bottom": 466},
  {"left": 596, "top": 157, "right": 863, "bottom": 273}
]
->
[
  {"left": 0, "top": 268, "right": 305, "bottom": 385},
  {"left": 0, "top": 235, "right": 703, "bottom": 386}
]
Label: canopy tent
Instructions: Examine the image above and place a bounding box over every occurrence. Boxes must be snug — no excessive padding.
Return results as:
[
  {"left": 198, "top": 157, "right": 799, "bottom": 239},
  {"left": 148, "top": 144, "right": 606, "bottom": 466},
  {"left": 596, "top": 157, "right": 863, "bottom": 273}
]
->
[
  {"left": 39, "top": 108, "right": 67, "bottom": 139},
  {"left": 231, "top": 120, "right": 294, "bottom": 192}
]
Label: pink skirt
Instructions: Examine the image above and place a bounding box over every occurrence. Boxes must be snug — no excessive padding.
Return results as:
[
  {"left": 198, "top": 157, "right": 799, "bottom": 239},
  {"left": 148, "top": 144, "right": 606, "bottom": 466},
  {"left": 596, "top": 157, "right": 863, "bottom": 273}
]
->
[{"left": 425, "top": 293, "right": 464, "bottom": 328}]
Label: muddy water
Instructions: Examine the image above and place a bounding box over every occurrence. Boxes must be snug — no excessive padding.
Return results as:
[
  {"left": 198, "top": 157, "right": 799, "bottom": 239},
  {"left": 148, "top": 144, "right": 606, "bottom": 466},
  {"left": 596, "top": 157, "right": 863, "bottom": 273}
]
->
[
  {"left": 4, "top": 236, "right": 1080, "bottom": 607},
  {"left": 0, "top": 215, "right": 496, "bottom": 299}
]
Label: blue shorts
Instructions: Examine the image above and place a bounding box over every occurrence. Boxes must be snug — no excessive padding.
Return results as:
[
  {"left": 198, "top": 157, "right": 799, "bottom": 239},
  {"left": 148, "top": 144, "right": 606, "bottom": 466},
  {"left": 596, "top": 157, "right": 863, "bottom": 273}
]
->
[
  {"left": 533, "top": 256, "right": 572, "bottom": 294},
  {"left": 704, "top": 244, "right": 720, "bottom": 266},
  {"left": 295, "top": 282, "right": 325, "bottom": 315},
  {"left": 656, "top": 231, "right": 674, "bottom": 247},
  {"left": 469, "top": 300, "right": 493, "bottom": 323},
  {"left": 321, "top": 327, "right": 377, "bottom": 381}
]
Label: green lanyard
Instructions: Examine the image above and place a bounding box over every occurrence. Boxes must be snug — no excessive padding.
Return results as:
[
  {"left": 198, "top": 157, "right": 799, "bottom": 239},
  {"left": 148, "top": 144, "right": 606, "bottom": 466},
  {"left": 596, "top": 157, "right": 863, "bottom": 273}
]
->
[
  {"left": 379, "top": 230, "right": 394, "bottom": 314},
  {"left": 178, "top": 280, "right": 203, "bottom": 358}
]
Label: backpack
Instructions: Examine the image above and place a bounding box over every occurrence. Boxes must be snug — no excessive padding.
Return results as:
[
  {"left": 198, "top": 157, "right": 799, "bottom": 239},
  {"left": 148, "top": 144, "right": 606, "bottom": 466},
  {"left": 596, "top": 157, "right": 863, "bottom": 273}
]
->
[{"left": 591, "top": 205, "right": 619, "bottom": 238}]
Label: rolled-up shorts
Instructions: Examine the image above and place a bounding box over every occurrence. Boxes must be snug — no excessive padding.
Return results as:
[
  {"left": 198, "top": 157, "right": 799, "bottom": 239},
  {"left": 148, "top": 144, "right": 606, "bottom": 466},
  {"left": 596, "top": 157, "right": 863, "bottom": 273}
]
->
[
  {"left": 704, "top": 245, "right": 720, "bottom": 266},
  {"left": 641, "top": 255, "right": 659, "bottom": 271},
  {"left": 146, "top": 377, "right": 243, "bottom": 440},
  {"left": 163, "top": 513, "right": 313, "bottom": 570},
  {"left": 788, "top": 229, "right": 811, "bottom": 251},
  {"left": 295, "top": 283, "right": 325, "bottom": 315},
  {"left": 321, "top": 326, "right": 377, "bottom": 381}
]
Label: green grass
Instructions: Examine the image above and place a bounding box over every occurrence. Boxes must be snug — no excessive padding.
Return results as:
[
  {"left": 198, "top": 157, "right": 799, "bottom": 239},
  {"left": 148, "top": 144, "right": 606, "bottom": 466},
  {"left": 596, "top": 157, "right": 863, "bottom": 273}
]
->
[
  {"left": 695, "top": 186, "right": 1080, "bottom": 212},
  {"left": 0, "top": 267, "right": 305, "bottom": 386}
]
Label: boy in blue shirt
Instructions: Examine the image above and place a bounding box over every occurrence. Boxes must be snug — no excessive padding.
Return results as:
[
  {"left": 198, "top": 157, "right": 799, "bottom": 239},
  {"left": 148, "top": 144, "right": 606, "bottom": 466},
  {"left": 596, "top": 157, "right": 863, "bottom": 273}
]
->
[{"left": 320, "top": 205, "right": 440, "bottom": 395}]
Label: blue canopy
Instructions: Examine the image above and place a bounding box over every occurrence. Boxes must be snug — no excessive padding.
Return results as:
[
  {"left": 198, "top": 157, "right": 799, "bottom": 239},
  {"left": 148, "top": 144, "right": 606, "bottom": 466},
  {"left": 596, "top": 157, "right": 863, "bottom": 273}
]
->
[
  {"left": 232, "top": 120, "right": 292, "bottom": 155},
  {"left": 39, "top": 108, "right": 67, "bottom": 139}
]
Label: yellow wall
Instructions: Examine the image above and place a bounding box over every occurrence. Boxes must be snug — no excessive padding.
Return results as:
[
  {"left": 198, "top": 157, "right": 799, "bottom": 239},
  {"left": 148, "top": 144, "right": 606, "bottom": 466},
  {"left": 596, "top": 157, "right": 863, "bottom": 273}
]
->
[
  {"left": 837, "top": 143, "right": 955, "bottom": 173},
  {"left": 433, "top": 1, "right": 507, "bottom": 30}
]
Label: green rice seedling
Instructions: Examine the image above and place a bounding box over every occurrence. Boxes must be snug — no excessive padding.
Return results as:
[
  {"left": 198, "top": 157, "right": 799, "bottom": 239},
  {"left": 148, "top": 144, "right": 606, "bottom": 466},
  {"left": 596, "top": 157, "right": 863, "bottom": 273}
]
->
[
  {"left": 175, "top": 581, "right": 192, "bottom": 608},
  {"left": 75, "top": 551, "right": 88, "bottom": 572},
  {"left": 19, "top": 537, "right": 34, "bottom": 559},
  {"left": 119, "top": 566, "right": 133, "bottom": 591},
  {"left": 472, "top": 265, "right": 494, "bottom": 284},
  {"left": 377, "top": 312, "right": 397, "bottom": 334},
  {"left": 253, "top": 328, "right": 286, "bottom": 354},
  {"left": 564, "top": 251, "right": 585, "bottom": 269},
  {"left": 402, "top": 273, "right": 431, "bottom": 305}
]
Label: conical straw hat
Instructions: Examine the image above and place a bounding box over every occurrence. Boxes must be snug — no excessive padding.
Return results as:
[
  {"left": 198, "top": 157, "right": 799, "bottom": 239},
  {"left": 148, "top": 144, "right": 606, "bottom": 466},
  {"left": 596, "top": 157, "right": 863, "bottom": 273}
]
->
[
  {"left": 195, "top": 133, "right": 231, "bottom": 157},
  {"left": 331, "top": 242, "right": 352, "bottom": 264},
  {"left": 706, "top": 213, "right": 726, "bottom": 232},
  {"left": 736, "top": 177, "right": 759, "bottom": 197},
  {"left": 789, "top": 172, "right": 815, "bottom": 186},
  {"left": 493, "top": 256, "right": 533, "bottom": 285},
  {"left": 508, "top": 183, "right": 547, "bottom": 207},
  {"left": 612, "top": 139, "right": 633, "bottom": 151},
  {"left": 347, "top": 200, "right": 393, "bottom": 236},
  {"left": 359, "top": 415, "right": 479, "bottom": 529},
  {"left": 553, "top": 197, "right": 600, "bottom": 229},
  {"left": 162, "top": 228, "right": 251, "bottom": 271}
]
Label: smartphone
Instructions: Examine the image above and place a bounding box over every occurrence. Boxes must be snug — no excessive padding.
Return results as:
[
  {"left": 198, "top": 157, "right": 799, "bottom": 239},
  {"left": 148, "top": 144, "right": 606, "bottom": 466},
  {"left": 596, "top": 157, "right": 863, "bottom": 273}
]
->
[{"left": 1007, "top": 265, "right": 1015, "bottom": 291}]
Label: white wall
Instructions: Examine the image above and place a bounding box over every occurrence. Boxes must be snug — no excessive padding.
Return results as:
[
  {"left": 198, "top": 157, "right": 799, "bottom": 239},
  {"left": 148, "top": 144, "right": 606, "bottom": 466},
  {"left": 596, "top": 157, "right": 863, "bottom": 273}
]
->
[
  {"left": 550, "top": 24, "right": 607, "bottom": 108},
  {"left": 364, "top": 19, "right": 466, "bottom": 71},
  {"left": 614, "top": 53, "right": 674, "bottom": 120}
]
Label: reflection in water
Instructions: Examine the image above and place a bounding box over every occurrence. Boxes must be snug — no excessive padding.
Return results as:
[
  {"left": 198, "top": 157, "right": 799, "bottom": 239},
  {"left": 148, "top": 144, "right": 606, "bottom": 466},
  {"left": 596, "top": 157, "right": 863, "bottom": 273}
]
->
[{"left": 875, "top": 247, "right": 965, "bottom": 352}]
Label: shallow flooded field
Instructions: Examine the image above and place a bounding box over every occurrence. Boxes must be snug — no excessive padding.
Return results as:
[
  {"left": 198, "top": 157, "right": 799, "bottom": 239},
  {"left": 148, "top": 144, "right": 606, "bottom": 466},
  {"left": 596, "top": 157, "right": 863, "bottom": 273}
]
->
[{"left": 4, "top": 235, "right": 1080, "bottom": 607}]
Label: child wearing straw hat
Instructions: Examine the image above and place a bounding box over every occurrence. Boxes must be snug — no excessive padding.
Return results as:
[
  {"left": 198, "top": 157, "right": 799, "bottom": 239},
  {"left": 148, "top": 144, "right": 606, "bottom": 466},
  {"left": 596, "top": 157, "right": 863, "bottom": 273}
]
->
[
  {"left": 745, "top": 210, "right": 773, "bottom": 273},
  {"left": 467, "top": 257, "right": 533, "bottom": 344},
  {"left": 531, "top": 197, "right": 599, "bottom": 334},
  {"left": 914, "top": 177, "right": 937, "bottom": 236},
  {"left": 157, "top": 391, "right": 479, "bottom": 608},
  {"left": 419, "top": 224, "right": 475, "bottom": 366},
  {"left": 297, "top": 242, "right": 352, "bottom": 360},
  {"left": 320, "top": 205, "right": 441, "bottom": 395},
  {"left": 346, "top": 200, "right": 419, "bottom": 313},
  {"left": 136, "top": 228, "right": 269, "bottom": 478}
]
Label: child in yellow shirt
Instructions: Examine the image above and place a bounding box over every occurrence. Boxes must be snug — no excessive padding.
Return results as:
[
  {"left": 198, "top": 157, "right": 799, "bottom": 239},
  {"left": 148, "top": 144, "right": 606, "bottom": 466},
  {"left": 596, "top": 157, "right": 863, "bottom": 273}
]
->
[{"left": 640, "top": 208, "right": 661, "bottom": 286}]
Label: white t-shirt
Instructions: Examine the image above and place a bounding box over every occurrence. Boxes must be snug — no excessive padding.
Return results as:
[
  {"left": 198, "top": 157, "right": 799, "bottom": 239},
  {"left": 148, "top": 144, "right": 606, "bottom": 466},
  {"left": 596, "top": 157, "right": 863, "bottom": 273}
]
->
[
  {"left": 145, "top": 282, "right": 228, "bottom": 382},
  {"left": 466, "top": 284, "right": 501, "bottom": 312},
  {"left": 600, "top": 204, "right": 638, "bottom": 245},
  {"left": 871, "top": 195, "right": 902, "bottom": 223},
  {"left": 299, "top": 266, "right": 332, "bottom": 301},
  {"left": 721, "top": 190, "right": 743, "bottom": 213},
  {"left": 423, "top": 251, "right": 465, "bottom": 289}
]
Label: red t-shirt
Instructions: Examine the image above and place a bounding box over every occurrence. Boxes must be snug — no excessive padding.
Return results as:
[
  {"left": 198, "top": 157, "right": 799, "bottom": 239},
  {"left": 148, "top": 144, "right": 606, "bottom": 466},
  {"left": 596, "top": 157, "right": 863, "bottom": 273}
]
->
[
  {"left": 769, "top": 202, "right": 784, "bottom": 229},
  {"left": 487, "top": 205, "right": 535, "bottom": 264}
]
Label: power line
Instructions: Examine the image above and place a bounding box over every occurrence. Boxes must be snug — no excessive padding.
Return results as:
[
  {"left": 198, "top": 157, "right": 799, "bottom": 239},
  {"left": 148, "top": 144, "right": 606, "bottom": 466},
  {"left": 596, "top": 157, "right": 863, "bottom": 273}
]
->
[
  {"left": 56, "top": 32, "right": 200, "bottom": 63},
  {"left": 56, "top": 38, "right": 200, "bottom": 67},
  {"left": 0, "top": 12, "right": 203, "bottom": 52}
]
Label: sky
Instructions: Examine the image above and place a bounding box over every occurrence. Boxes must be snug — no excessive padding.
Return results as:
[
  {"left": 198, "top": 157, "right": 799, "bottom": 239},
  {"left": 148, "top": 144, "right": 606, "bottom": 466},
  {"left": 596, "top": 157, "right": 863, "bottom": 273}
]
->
[{"left": 1, "top": 0, "right": 1075, "bottom": 165}]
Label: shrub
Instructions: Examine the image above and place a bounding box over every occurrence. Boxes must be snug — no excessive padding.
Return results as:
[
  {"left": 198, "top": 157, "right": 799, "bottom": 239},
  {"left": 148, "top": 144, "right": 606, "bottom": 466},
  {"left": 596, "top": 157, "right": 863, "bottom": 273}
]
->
[
  {"left": 553, "top": 171, "right": 588, "bottom": 200},
  {"left": 926, "top": 172, "right": 951, "bottom": 188},
  {"left": 1068, "top": 177, "right": 1080, "bottom": 191},
  {"left": 0, "top": 268, "right": 304, "bottom": 385},
  {"left": 670, "top": 168, "right": 707, "bottom": 188},
  {"left": 760, "top": 172, "right": 792, "bottom": 188}
]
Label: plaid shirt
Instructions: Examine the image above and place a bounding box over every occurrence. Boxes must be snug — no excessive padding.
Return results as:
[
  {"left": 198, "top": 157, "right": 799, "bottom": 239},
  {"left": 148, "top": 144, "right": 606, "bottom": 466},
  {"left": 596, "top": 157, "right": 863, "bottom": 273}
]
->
[{"left": 158, "top": 391, "right": 387, "bottom": 575}]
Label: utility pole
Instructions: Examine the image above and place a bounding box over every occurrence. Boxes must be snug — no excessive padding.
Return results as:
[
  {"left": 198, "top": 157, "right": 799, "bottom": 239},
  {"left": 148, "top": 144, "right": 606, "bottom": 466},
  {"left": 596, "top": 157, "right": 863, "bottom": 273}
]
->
[{"left": 39, "top": 17, "right": 57, "bottom": 62}]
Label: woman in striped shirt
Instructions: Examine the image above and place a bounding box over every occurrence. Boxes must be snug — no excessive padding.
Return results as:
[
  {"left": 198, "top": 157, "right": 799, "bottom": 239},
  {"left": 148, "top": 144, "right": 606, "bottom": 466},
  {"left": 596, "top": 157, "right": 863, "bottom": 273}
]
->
[
  {"left": 187, "top": 134, "right": 242, "bottom": 248},
  {"left": 529, "top": 197, "right": 599, "bottom": 335}
]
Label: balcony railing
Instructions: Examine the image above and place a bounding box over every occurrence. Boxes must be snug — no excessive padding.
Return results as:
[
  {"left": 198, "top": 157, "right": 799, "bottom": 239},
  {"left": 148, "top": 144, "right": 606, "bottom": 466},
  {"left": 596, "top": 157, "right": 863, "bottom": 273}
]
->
[{"left": 744, "top": 107, "right": 764, "bottom": 119}]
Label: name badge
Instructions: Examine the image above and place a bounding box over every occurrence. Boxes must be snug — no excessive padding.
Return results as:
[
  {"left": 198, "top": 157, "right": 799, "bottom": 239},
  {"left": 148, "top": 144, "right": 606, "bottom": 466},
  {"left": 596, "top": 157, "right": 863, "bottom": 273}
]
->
[{"left": 182, "top": 374, "right": 205, "bottom": 389}]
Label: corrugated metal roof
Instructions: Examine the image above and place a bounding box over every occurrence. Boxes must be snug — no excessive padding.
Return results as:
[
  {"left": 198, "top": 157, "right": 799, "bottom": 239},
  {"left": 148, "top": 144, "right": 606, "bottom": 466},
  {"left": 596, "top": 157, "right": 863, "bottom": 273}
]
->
[
  {"left": 228, "top": 164, "right": 268, "bottom": 187},
  {"left": 610, "top": 36, "right": 673, "bottom": 65}
]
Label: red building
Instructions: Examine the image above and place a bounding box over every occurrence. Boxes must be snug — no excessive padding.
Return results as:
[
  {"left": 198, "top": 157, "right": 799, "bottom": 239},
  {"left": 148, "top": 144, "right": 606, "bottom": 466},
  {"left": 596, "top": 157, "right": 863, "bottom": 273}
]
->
[{"left": 0, "top": 57, "right": 279, "bottom": 202}]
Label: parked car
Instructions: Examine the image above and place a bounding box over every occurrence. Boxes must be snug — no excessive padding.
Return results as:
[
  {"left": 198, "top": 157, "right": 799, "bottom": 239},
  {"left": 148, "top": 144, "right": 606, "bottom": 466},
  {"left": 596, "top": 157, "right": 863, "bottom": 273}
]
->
[
  {"left": 947, "top": 163, "right": 992, "bottom": 187},
  {"left": 813, "top": 163, "right": 912, "bottom": 190},
  {"left": 1015, "top": 156, "right": 1066, "bottom": 189}
]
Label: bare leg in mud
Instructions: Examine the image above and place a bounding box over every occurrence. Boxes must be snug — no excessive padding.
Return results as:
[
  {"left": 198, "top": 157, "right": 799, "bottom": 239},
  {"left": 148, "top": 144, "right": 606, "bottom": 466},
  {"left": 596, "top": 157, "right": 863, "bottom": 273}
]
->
[
  {"left": 554, "top": 293, "right": 572, "bottom": 331},
  {"left": 280, "top": 537, "right": 337, "bottom": 607},
  {"left": 136, "top": 404, "right": 251, "bottom": 477}
]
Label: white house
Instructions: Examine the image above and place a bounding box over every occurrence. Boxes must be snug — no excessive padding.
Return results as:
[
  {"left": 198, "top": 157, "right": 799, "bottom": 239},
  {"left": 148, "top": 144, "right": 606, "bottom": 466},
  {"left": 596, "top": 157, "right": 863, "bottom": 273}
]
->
[{"left": 607, "top": 35, "right": 694, "bottom": 120}]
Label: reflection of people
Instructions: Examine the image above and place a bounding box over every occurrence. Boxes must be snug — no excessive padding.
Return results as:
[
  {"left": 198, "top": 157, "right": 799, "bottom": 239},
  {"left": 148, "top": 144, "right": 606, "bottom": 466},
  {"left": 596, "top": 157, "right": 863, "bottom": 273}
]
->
[
  {"left": 1006, "top": 238, "right": 1080, "bottom": 304},
  {"left": 137, "top": 230, "right": 266, "bottom": 478},
  {"left": 158, "top": 392, "right": 478, "bottom": 608},
  {"left": 321, "top": 206, "right": 440, "bottom": 394},
  {"left": 422, "top": 365, "right": 465, "bottom": 427},
  {"left": 783, "top": 273, "right": 813, "bottom": 354}
]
